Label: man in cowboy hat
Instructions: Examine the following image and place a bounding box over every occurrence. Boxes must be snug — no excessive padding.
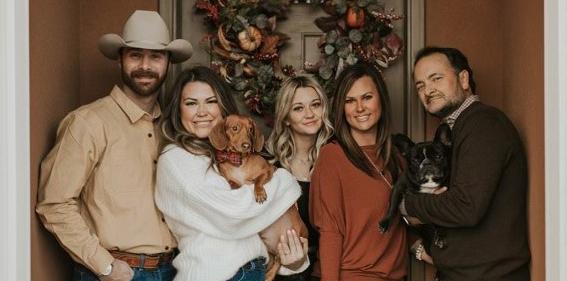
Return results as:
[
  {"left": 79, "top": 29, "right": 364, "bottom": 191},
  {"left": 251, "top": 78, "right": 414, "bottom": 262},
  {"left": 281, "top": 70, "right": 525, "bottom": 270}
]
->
[{"left": 36, "top": 10, "right": 192, "bottom": 281}]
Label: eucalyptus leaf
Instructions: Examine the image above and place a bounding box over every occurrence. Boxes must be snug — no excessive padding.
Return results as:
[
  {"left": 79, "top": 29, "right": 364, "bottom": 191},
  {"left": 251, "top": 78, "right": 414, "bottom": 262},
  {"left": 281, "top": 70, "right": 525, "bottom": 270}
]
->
[
  {"left": 335, "top": 2, "right": 347, "bottom": 15},
  {"left": 319, "top": 66, "right": 333, "bottom": 80},
  {"left": 236, "top": 15, "right": 249, "bottom": 27},
  {"left": 349, "top": 29, "right": 363, "bottom": 43},
  {"left": 262, "top": 94, "right": 272, "bottom": 103},
  {"left": 234, "top": 80, "right": 248, "bottom": 91},
  {"left": 346, "top": 54, "right": 358, "bottom": 65},
  {"left": 327, "top": 54, "right": 339, "bottom": 68},
  {"left": 324, "top": 44, "right": 336, "bottom": 55},
  {"left": 326, "top": 30, "right": 338, "bottom": 44},
  {"left": 238, "top": 8, "right": 251, "bottom": 17},
  {"left": 254, "top": 14, "right": 268, "bottom": 29},
  {"left": 337, "top": 47, "right": 350, "bottom": 59},
  {"left": 336, "top": 36, "right": 350, "bottom": 48},
  {"left": 357, "top": 0, "right": 369, "bottom": 8}
]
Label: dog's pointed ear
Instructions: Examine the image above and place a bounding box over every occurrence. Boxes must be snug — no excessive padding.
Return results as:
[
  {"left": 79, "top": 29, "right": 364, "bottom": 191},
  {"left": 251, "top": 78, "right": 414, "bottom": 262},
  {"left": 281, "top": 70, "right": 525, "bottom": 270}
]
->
[
  {"left": 250, "top": 117, "right": 264, "bottom": 152},
  {"left": 392, "top": 133, "right": 414, "bottom": 157},
  {"left": 434, "top": 123, "right": 452, "bottom": 147},
  {"left": 209, "top": 119, "right": 228, "bottom": 150}
]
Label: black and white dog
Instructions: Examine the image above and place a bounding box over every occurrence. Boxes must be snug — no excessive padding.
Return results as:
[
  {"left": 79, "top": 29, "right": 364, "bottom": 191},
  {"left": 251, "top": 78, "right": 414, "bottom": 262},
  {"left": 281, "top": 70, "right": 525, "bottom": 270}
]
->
[{"left": 379, "top": 123, "right": 452, "bottom": 249}]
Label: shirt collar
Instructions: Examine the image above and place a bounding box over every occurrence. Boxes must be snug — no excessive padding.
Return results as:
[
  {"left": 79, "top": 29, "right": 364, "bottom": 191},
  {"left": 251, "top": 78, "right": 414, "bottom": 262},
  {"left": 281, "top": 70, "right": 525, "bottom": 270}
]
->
[
  {"left": 110, "top": 85, "right": 161, "bottom": 123},
  {"left": 444, "top": 94, "right": 480, "bottom": 128}
]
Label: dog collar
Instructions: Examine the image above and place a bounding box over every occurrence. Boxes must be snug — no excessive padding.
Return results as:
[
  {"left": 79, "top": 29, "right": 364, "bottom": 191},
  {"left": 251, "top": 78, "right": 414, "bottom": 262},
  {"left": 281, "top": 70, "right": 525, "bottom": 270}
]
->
[{"left": 215, "top": 150, "right": 244, "bottom": 166}]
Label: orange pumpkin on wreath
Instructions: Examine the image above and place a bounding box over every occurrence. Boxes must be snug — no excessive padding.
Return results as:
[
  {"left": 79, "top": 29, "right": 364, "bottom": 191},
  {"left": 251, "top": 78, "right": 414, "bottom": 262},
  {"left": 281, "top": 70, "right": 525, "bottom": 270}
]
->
[{"left": 238, "top": 26, "right": 263, "bottom": 52}]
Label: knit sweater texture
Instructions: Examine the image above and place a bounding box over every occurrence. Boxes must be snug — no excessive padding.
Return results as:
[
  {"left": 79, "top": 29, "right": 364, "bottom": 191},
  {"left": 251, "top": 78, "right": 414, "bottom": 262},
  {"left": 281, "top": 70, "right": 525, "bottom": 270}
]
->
[
  {"left": 405, "top": 102, "right": 531, "bottom": 281},
  {"left": 155, "top": 144, "right": 303, "bottom": 281}
]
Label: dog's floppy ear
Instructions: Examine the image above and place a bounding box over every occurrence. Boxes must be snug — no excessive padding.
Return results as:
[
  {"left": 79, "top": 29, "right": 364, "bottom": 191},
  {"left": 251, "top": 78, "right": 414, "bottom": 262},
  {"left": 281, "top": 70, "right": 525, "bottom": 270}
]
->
[
  {"left": 392, "top": 133, "right": 414, "bottom": 157},
  {"left": 250, "top": 117, "right": 264, "bottom": 152},
  {"left": 434, "top": 123, "right": 452, "bottom": 147},
  {"left": 209, "top": 119, "right": 228, "bottom": 150}
]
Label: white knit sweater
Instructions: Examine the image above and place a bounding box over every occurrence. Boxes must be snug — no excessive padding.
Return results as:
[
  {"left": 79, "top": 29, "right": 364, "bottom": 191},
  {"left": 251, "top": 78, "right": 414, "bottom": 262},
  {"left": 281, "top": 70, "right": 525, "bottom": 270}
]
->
[{"left": 155, "top": 145, "right": 304, "bottom": 281}]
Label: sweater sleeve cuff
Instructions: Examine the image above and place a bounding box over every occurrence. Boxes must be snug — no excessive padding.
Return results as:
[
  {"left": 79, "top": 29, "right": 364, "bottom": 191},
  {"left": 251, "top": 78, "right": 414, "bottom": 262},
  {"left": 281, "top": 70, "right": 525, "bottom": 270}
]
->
[
  {"left": 277, "top": 256, "right": 310, "bottom": 275},
  {"left": 86, "top": 246, "right": 114, "bottom": 275}
]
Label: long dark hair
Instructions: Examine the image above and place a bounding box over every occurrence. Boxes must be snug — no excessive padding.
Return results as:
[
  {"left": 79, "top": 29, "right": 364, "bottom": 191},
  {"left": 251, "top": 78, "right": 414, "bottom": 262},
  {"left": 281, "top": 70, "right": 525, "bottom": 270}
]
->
[
  {"left": 331, "top": 62, "right": 399, "bottom": 179},
  {"left": 160, "top": 66, "right": 239, "bottom": 157}
]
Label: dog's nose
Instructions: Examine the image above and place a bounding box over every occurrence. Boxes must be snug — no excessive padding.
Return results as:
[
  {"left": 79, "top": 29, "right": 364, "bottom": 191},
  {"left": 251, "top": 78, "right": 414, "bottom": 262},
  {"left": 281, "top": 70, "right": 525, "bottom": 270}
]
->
[{"left": 242, "top": 143, "right": 251, "bottom": 149}]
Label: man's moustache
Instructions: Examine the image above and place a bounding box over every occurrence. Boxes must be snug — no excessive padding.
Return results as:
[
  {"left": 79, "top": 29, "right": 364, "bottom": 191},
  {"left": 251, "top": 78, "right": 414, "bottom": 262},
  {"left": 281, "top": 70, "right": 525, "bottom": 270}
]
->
[{"left": 132, "top": 70, "right": 158, "bottom": 79}]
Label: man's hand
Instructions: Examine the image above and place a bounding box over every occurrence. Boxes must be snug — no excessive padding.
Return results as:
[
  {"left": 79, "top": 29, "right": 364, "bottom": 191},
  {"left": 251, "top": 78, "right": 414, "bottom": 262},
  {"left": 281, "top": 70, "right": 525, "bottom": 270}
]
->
[
  {"left": 420, "top": 248, "right": 434, "bottom": 265},
  {"left": 99, "top": 259, "right": 134, "bottom": 281},
  {"left": 432, "top": 186, "right": 448, "bottom": 195},
  {"left": 277, "top": 229, "right": 308, "bottom": 271},
  {"left": 404, "top": 215, "right": 424, "bottom": 225},
  {"left": 400, "top": 186, "right": 448, "bottom": 225},
  {"left": 411, "top": 240, "right": 434, "bottom": 265}
]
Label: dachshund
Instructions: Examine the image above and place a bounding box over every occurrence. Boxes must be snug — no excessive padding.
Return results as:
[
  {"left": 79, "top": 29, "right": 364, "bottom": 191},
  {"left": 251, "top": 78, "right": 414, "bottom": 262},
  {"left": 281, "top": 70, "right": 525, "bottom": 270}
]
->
[
  {"left": 209, "top": 114, "right": 309, "bottom": 281},
  {"left": 209, "top": 114, "right": 274, "bottom": 203}
]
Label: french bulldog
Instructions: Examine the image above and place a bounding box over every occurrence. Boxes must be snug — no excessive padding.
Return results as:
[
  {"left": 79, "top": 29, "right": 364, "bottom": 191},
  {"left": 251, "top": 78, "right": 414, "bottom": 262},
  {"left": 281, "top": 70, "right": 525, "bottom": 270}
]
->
[{"left": 379, "top": 123, "right": 452, "bottom": 249}]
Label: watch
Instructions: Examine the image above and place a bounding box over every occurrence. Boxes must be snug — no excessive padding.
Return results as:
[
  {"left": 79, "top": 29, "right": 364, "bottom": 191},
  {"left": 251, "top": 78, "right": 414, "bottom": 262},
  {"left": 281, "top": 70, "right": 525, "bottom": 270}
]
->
[{"left": 100, "top": 264, "right": 113, "bottom": 276}]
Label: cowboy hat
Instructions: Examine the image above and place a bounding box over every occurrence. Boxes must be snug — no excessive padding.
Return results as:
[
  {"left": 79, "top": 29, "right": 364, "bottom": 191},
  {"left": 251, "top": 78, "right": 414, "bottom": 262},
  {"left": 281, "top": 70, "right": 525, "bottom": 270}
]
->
[{"left": 98, "top": 10, "right": 192, "bottom": 63}]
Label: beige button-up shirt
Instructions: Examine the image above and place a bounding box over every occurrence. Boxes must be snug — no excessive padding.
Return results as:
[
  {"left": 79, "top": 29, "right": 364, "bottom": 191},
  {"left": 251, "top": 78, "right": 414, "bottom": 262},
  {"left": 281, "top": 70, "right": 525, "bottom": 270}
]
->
[{"left": 36, "top": 86, "right": 176, "bottom": 275}]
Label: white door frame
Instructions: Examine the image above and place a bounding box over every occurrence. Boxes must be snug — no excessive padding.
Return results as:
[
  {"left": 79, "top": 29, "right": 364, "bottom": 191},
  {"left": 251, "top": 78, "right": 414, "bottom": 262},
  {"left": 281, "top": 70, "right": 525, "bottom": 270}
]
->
[
  {"left": 0, "top": 0, "right": 30, "bottom": 280},
  {"left": 545, "top": 0, "right": 567, "bottom": 280}
]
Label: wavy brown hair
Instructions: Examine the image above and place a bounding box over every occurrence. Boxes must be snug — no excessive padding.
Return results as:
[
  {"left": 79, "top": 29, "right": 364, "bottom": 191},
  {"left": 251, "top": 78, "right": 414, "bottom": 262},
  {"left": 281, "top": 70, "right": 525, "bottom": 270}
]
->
[
  {"left": 160, "top": 66, "right": 239, "bottom": 158},
  {"left": 331, "top": 62, "right": 399, "bottom": 179},
  {"left": 265, "top": 75, "right": 333, "bottom": 173}
]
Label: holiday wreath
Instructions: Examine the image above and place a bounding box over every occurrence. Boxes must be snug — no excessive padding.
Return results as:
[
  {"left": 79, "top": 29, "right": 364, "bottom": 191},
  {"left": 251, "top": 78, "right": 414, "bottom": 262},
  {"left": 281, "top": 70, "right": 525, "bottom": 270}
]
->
[{"left": 194, "top": 0, "right": 403, "bottom": 117}]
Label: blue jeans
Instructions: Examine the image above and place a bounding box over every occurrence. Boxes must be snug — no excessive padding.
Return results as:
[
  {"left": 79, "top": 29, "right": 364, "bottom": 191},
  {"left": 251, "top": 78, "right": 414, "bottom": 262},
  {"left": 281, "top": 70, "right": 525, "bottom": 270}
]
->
[
  {"left": 73, "top": 262, "right": 176, "bottom": 281},
  {"left": 227, "top": 257, "right": 266, "bottom": 281}
]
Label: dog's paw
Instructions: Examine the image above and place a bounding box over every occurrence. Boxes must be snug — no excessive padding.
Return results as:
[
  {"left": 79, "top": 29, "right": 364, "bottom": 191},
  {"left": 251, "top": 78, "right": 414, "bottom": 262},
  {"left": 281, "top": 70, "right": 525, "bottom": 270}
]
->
[
  {"left": 434, "top": 238, "right": 447, "bottom": 249},
  {"left": 228, "top": 180, "right": 240, "bottom": 189},
  {"left": 378, "top": 220, "right": 390, "bottom": 233},
  {"left": 255, "top": 189, "right": 268, "bottom": 204}
]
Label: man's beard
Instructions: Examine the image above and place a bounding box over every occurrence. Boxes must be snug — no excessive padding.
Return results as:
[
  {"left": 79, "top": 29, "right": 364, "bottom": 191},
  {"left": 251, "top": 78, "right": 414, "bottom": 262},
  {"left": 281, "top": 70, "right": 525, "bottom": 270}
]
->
[
  {"left": 431, "top": 88, "right": 468, "bottom": 118},
  {"left": 122, "top": 68, "right": 166, "bottom": 97},
  {"left": 433, "top": 102, "right": 461, "bottom": 118}
]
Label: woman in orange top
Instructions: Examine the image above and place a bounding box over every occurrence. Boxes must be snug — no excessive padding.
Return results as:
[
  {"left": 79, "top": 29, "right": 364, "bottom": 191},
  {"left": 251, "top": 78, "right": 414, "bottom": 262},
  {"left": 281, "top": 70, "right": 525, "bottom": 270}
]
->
[{"left": 309, "top": 62, "right": 407, "bottom": 281}]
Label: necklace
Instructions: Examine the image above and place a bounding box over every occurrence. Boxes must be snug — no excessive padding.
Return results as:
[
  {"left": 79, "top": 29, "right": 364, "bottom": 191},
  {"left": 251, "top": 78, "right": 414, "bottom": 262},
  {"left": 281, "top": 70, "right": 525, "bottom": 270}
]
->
[
  {"left": 363, "top": 152, "right": 393, "bottom": 189},
  {"left": 296, "top": 157, "right": 311, "bottom": 165},
  {"left": 291, "top": 157, "right": 312, "bottom": 182}
]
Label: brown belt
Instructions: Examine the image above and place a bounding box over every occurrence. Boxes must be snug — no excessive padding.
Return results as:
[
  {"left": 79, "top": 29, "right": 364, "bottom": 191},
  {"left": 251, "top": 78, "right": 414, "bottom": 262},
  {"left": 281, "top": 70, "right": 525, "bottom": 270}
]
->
[{"left": 109, "top": 250, "right": 177, "bottom": 270}]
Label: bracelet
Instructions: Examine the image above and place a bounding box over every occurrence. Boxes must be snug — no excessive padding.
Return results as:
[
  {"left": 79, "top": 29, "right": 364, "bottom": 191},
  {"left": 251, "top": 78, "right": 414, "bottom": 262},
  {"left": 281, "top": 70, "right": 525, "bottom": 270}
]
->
[{"left": 414, "top": 243, "right": 425, "bottom": 261}]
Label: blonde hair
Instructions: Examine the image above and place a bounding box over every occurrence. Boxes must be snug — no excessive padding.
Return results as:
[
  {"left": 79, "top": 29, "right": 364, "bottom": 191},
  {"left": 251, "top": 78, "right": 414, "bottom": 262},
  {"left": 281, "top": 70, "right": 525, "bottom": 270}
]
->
[{"left": 265, "top": 75, "right": 333, "bottom": 172}]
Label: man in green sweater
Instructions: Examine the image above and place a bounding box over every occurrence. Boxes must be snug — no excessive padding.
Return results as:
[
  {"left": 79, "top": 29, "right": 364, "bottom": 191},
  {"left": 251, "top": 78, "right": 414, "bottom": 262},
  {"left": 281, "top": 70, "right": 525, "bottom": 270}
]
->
[{"left": 401, "top": 47, "right": 531, "bottom": 281}]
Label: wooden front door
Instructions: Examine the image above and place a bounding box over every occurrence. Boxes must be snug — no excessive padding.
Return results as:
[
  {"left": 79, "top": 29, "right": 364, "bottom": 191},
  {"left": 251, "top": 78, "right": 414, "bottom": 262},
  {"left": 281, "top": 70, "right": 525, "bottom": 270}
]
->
[{"left": 159, "top": 0, "right": 432, "bottom": 279}]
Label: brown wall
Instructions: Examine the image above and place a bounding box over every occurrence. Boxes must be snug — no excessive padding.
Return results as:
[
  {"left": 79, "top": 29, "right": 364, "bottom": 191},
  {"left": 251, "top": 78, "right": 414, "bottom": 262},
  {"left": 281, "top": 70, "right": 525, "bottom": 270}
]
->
[
  {"left": 30, "top": 1, "right": 545, "bottom": 280},
  {"left": 30, "top": 1, "right": 80, "bottom": 280},
  {"left": 500, "top": 0, "right": 545, "bottom": 280},
  {"left": 30, "top": 1, "right": 157, "bottom": 280},
  {"left": 424, "top": 1, "right": 545, "bottom": 281}
]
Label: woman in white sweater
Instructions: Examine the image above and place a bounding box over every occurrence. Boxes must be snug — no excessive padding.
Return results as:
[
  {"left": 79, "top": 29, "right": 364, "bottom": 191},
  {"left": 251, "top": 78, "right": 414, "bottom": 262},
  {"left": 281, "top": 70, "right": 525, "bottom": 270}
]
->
[{"left": 155, "top": 66, "right": 309, "bottom": 281}]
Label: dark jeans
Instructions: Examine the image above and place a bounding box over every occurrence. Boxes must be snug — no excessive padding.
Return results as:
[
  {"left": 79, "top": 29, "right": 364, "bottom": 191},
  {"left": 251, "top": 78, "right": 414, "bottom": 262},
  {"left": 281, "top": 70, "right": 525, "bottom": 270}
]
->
[
  {"left": 73, "top": 262, "right": 176, "bottom": 281},
  {"left": 227, "top": 257, "right": 266, "bottom": 281}
]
